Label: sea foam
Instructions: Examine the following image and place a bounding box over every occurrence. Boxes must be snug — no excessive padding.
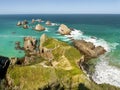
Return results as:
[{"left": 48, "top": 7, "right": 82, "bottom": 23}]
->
[
  {"left": 51, "top": 23, "right": 59, "bottom": 26},
  {"left": 92, "top": 55, "right": 120, "bottom": 88},
  {"left": 65, "top": 29, "right": 111, "bottom": 51},
  {"left": 64, "top": 29, "right": 120, "bottom": 87}
]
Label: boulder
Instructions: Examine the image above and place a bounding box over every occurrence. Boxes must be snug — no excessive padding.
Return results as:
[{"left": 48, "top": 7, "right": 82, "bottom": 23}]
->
[
  {"left": 35, "top": 24, "right": 45, "bottom": 31},
  {"left": 0, "top": 56, "right": 10, "bottom": 80},
  {"left": 73, "top": 40, "right": 106, "bottom": 60},
  {"left": 58, "top": 24, "right": 71, "bottom": 35},
  {"left": 45, "top": 21, "right": 51, "bottom": 25}
]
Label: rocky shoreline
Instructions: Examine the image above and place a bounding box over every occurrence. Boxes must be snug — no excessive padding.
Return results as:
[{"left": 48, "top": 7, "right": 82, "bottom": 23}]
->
[{"left": 0, "top": 20, "right": 119, "bottom": 90}]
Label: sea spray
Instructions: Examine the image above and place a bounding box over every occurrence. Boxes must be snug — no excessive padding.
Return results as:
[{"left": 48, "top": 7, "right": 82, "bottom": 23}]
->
[
  {"left": 64, "top": 28, "right": 120, "bottom": 87},
  {"left": 92, "top": 55, "right": 120, "bottom": 88}
]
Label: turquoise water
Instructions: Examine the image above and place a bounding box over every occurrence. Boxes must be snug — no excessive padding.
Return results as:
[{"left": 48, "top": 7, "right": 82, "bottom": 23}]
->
[
  {"left": 0, "top": 14, "right": 120, "bottom": 59},
  {"left": 0, "top": 14, "right": 120, "bottom": 87},
  {"left": 0, "top": 14, "right": 120, "bottom": 60}
]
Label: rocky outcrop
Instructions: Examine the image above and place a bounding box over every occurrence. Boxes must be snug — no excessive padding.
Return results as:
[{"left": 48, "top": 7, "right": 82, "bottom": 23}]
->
[
  {"left": 10, "top": 57, "right": 17, "bottom": 66},
  {"left": 45, "top": 21, "right": 51, "bottom": 25},
  {"left": 17, "top": 21, "right": 22, "bottom": 26},
  {"left": 40, "top": 47, "right": 54, "bottom": 61},
  {"left": 58, "top": 24, "right": 71, "bottom": 35},
  {"left": 73, "top": 40, "right": 106, "bottom": 60},
  {"left": 24, "top": 37, "right": 37, "bottom": 51},
  {"left": 9, "top": 35, "right": 119, "bottom": 90},
  {"left": 17, "top": 20, "right": 28, "bottom": 29},
  {"left": 39, "top": 34, "right": 54, "bottom": 61},
  {"left": 35, "top": 24, "right": 45, "bottom": 31},
  {"left": 39, "top": 34, "right": 47, "bottom": 47},
  {"left": 32, "top": 19, "right": 35, "bottom": 23},
  {"left": 0, "top": 56, "right": 10, "bottom": 80}
]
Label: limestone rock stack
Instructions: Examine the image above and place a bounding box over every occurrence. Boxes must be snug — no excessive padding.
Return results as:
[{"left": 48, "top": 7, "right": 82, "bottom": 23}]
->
[
  {"left": 24, "top": 37, "right": 37, "bottom": 51},
  {"left": 17, "top": 21, "right": 22, "bottom": 26},
  {"left": 58, "top": 24, "right": 71, "bottom": 35},
  {"left": 35, "top": 24, "right": 45, "bottom": 31},
  {"left": 39, "top": 34, "right": 54, "bottom": 61},
  {"left": 39, "top": 34, "right": 47, "bottom": 47},
  {"left": 32, "top": 19, "right": 35, "bottom": 23},
  {"left": 45, "top": 21, "right": 51, "bottom": 25}
]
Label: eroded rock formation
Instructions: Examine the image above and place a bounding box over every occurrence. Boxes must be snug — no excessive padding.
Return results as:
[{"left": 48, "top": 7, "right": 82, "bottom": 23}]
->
[
  {"left": 58, "top": 24, "right": 71, "bottom": 35},
  {"left": 35, "top": 24, "right": 45, "bottom": 31},
  {"left": 73, "top": 40, "right": 106, "bottom": 60},
  {"left": 17, "top": 21, "right": 22, "bottom": 26},
  {"left": 45, "top": 21, "right": 51, "bottom": 26},
  {"left": 24, "top": 37, "right": 37, "bottom": 51}
]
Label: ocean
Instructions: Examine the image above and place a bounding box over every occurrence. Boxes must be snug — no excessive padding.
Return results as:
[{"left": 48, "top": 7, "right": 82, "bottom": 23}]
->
[{"left": 0, "top": 14, "right": 120, "bottom": 87}]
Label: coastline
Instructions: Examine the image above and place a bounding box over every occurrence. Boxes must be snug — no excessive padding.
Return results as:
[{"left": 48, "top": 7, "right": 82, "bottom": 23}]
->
[{"left": 0, "top": 14, "right": 120, "bottom": 89}]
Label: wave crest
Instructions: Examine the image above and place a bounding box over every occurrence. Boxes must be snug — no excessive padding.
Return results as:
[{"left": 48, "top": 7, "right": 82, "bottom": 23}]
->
[{"left": 92, "top": 55, "right": 120, "bottom": 87}]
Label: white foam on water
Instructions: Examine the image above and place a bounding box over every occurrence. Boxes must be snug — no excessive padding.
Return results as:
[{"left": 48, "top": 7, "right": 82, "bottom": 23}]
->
[
  {"left": 45, "top": 28, "right": 49, "bottom": 32},
  {"left": 64, "top": 29, "right": 119, "bottom": 52},
  {"left": 92, "top": 55, "right": 120, "bottom": 88},
  {"left": 65, "top": 29, "right": 83, "bottom": 39},
  {"left": 51, "top": 23, "right": 59, "bottom": 26},
  {"left": 63, "top": 29, "right": 120, "bottom": 87}
]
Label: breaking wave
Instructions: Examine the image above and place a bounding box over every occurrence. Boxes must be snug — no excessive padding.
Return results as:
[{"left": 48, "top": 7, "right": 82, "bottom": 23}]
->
[
  {"left": 51, "top": 23, "right": 60, "bottom": 26},
  {"left": 64, "top": 29, "right": 120, "bottom": 87},
  {"left": 65, "top": 29, "right": 118, "bottom": 51},
  {"left": 92, "top": 55, "right": 120, "bottom": 87}
]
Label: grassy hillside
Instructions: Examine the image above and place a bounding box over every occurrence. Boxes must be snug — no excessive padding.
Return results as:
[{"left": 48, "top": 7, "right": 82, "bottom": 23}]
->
[{"left": 7, "top": 37, "right": 120, "bottom": 90}]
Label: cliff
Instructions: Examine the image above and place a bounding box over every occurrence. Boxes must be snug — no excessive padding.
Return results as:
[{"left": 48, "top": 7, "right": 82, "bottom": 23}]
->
[{"left": 3, "top": 35, "right": 120, "bottom": 90}]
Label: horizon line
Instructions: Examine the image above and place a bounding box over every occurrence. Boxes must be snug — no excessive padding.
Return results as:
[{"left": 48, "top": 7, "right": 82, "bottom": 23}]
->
[{"left": 0, "top": 13, "right": 120, "bottom": 15}]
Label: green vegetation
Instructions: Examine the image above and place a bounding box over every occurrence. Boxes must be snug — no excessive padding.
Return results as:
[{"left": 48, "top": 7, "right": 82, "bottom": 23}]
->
[{"left": 7, "top": 36, "right": 120, "bottom": 90}]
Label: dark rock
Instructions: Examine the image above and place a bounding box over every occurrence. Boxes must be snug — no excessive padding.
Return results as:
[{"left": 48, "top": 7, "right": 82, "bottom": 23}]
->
[{"left": 0, "top": 56, "right": 10, "bottom": 80}]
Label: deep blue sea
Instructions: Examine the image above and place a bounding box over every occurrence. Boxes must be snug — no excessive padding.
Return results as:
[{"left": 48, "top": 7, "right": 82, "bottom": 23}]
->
[{"left": 0, "top": 14, "right": 120, "bottom": 87}]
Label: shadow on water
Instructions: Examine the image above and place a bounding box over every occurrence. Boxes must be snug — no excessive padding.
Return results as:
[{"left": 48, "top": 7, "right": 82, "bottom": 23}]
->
[{"left": 78, "top": 83, "right": 90, "bottom": 90}]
